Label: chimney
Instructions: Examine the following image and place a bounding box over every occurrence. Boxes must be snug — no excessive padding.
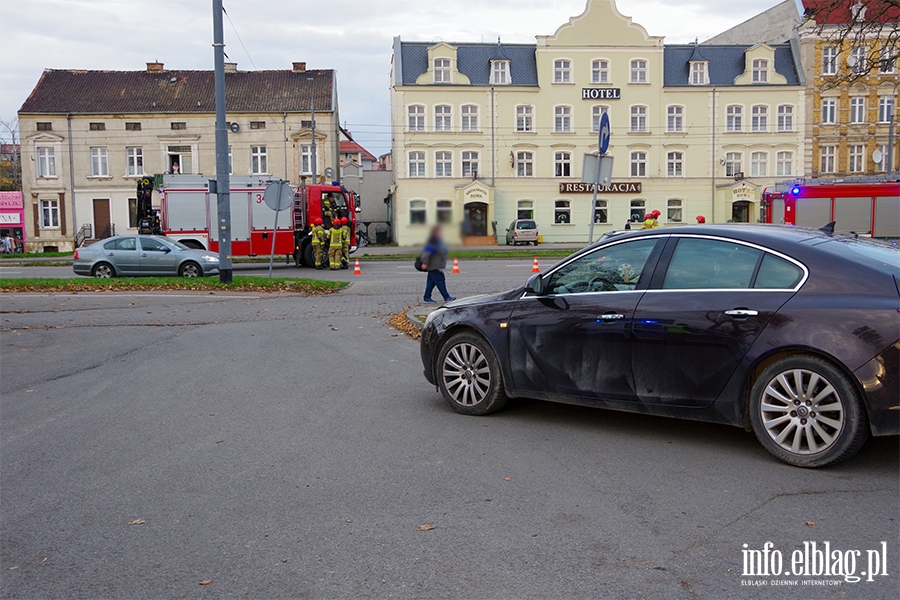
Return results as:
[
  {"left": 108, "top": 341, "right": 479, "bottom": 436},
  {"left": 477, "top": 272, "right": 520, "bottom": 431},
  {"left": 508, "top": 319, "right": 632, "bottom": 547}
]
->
[
  {"left": 146, "top": 62, "right": 164, "bottom": 72},
  {"left": 224, "top": 62, "right": 237, "bottom": 73},
  {"left": 292, "top": 62, "right": 307, "bottom": 73}
]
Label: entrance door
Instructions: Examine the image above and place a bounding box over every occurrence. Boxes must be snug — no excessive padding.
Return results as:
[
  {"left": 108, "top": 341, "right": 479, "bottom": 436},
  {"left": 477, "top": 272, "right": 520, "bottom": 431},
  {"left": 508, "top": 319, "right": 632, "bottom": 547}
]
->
[
  {"left": 731, "top": 201, "right": 750, "bottom": 223},
  {"left": 464, "top": 202, "right": 487, "bottom": 236},
  {"left": 93, "top": 199, "right": 111, "bottom": 239}
]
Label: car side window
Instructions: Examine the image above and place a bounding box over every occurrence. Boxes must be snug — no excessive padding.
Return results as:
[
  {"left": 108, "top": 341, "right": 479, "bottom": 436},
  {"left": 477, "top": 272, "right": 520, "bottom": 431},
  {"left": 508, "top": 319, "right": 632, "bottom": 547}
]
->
[
  {"left": 139, "top": 238, "right": 168, "bottom": 252},
  {"left": 547, "top": 238, "right": 658, "bottom": 295},
  {"left": 103, "top": 240, "right": 117, "bottom": 250},
  {"left": 663, "top": 238, "right": 761, "bottom": 290},
  {"left": 117, "top": 237, "right": 136, "bottom": 251},
  {"left": 754, "top": 253, "right": 803, "bottom": 289}
]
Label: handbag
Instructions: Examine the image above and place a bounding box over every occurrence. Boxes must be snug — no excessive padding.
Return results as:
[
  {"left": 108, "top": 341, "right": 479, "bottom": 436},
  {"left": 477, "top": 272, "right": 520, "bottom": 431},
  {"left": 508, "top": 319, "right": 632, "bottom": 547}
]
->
[{"left": 414, "top": 254, "right": 427, "bottom": 272}]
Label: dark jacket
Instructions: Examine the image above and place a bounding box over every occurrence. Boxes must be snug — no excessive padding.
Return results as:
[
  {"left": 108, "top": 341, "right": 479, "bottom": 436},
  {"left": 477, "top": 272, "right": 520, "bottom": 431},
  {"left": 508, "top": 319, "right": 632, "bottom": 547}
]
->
[{"left": 422, "top": 236, "right": 448, "bottom": 271}]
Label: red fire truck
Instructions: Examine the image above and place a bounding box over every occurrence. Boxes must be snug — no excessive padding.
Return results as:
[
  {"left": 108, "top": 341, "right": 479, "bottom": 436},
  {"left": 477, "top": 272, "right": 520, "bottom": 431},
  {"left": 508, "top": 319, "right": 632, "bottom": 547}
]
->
[
  {"left": 143, "top": 175, "right": 357, "bottom": 266},
  {"left": 761, "top": 180, "right": 900, "bottom": 239}
]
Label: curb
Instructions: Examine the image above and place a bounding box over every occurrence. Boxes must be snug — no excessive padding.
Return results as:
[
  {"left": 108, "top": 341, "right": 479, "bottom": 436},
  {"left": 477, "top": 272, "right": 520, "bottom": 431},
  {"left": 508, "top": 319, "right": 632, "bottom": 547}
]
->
[{"left": 406, "top": 304, "right": 442, "bottom": 330}]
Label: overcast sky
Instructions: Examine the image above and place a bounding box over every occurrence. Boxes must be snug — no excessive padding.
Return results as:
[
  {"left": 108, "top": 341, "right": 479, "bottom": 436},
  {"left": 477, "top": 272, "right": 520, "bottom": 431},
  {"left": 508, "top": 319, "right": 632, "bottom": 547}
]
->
[{"left": 0, "top": 0, "right": 784, "bottom": 155}]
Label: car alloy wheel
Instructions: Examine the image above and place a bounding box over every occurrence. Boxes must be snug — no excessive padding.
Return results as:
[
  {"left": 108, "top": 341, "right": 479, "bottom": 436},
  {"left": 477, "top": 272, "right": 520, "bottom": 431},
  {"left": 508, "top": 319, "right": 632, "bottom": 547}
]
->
[
  {"left": 180, "top": 262, "right": 201, "bottom": 277},
  {"left": 437, "top": 332, "right": 509, "bottom": 416},
  {"left": 749, "top": 356, "right": 868, "bottom": 468},
  {"left": 92, "top": 263, "right": 114, "bottom": 278}
]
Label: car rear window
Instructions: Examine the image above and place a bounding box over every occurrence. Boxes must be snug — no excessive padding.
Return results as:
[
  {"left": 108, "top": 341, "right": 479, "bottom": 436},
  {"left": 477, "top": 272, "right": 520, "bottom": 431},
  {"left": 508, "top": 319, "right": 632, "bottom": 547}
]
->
[
  {"left": 814, "top": 238, "right": 900, "bottom": 276},
  {"left": 517, "top": 220, "right": 537, "bottom": 229},
  {"left": 754, "top": 253, "right": 803, "bottom": 289}
]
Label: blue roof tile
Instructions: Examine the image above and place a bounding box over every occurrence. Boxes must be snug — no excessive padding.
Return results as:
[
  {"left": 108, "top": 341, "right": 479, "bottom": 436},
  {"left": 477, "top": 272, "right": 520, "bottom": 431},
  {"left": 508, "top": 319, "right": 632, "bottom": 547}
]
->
[
  {"left": 399, "top": 42, "right": 538, "bottom": 86},
  {"left": 664, "top": 44, "right": 800, "bottom": 86}
]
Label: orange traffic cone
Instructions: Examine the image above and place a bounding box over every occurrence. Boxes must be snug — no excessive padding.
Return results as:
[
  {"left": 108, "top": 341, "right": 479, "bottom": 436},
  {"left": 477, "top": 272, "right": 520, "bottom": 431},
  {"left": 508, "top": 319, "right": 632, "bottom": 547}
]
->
[
  {"left": 353, "top": 258, "right": 362, "bottom": 275},
  {"left": 532, "top": 257, "right": 540, "bottom": 273},
  {"left": 451, "top": 257, "right": 461, "bottom": 274}
]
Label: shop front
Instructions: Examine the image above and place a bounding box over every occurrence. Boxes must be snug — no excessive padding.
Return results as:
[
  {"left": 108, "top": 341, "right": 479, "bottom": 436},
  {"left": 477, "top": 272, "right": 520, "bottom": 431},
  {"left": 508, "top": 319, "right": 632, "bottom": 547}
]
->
[
  {"left": 456, "top": 181, "right": 495, "bottom": 244},
  {"left": 0, "top": 191, "right": 25, "bottom": 253}
]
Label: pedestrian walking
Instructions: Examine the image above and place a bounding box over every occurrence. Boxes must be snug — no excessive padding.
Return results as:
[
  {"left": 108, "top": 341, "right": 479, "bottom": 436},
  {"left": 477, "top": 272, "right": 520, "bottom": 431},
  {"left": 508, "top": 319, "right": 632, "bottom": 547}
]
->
[
  {"left": 421, "top": 226, "right": 455, "bottom": 303},
  {"left": 624, "top": 219, "right": 632, "bottom": 230}
]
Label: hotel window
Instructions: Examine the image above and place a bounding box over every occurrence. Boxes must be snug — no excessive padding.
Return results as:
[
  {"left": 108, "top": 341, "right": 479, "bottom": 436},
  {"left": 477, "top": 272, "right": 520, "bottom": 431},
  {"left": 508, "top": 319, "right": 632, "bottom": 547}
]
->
[
  {"left": 850, "top": 97, "right": 866, "bottom": 123},
  {"left": 776, "top": 151, "right": 793, "bottom": 176},
  {"left": 516, "top": 105, "right": 533, "bottom": 132},
  {"left": 752, "top": 59, "right": 768, "bottom": 83},
  {"left": 690, "top": 62, "right": 707, "bottom": 85},
  {"left": 751, "top": 105, "right": 768, "bottom": 132},
  {"left": 630, "top": 105, "right": 647, "bottom": 132},
  {"left": 630, "top": 199, "right": 646, "bottom": 222},
  {"left": 554, "top": 152, "right": 571, "bottom": 177},
  {"left": 725, "top": 152, "right": 742, "bottom": 177},
  {"left": 491, "top": 60, "right": 510, "bottom": 85},
  {"left": 554, "top": 200, "right": 571, "bottom": 224},
  {"left": 462, "top": 151, "right": 479, "bottom": 177},
  {"left": 667, "top": 105, "right": 683, "bottom": 132},
  {"left": 820, "top": 145, "right": 836, "bottom": 173},
  {"left": 822, "top": 46, "right": 838, "bottom": 75},
  {"left": 435, "top": 105, "right": 452, "bottom": 131},
  {"left": 666, "top": 152, "right": 683, "bottom": 177},
  {"left": 777, "top": 105, "right": 793, "bottom": 131},
  {"left": 516, "top": 151, "right": 534, "bottom": 177},
  {"left": 751, "top": 152, "right": 767, "bottom": 177},
  {"left": 436, "top": 200, "right": 453, "bottom": 224},
  {"left": 821, "top": 97, "right": 837, "bottom": 123},
  {"left": 667, "top": 199, "right": 683, "bottom": 223},
  {"left": 593, "top": 199, "right": 608, "bottom": 224},
  {"left": 726, "top": 105, "right": 743, "bottom": 132},
  {"left": 850, "top": 46, "right": 866, "bottom": 74},
  {"left": 517, "top": 200, "right": 534, "bottom": 219},
  {"left": 592, "top": 105, "right": 608, "bottom": 132},
  {"left": 250, "top": 146, "right": 267, "bottom": 174},
  {"left": 409, "top": 151, "right": 425, "bottom": 178},
  {"left": 878, "top": 96, "right": 894, "bottom": 123},
  {"left": 875, "top": 144, "right": 888, "bottom": 171},
  {"left": 630, "top": 59, "right": 647, "bottom": 83},
  {"left": 409, "top": 200, "right": 426, "bottom": 225},
  {"left": 36, "top": 147, "right": 56, "bottom": 177},
  {"left": 849, "top": 144, "right": 865, "bottom": 172},
  {"left": 554, "top": 106, "right": 572, "bottom": 133},
  {"left": 126, "top": 147, "right": 144, "bottom": 176},
  {"left": 554, "top": 60, "right": 571, "bottom": 83},
  {"left": 90, "top": 147, "right": 109, "bottom": 177},
  {"left": 434, "top": 58, "right": 451, "bottom": 83},
  {"left": 592, "top": 59, "right": 609, "bottom": 83},
  {"left": 41, "top": 199, "right": 60, "bottom": 228},
  {"left": 408, "top": 105, "right": 425, "bottom": 132},
  {"left": 435, "top": 151, "right": 452, "bottom": 177},
  {"left": 461, "top": 105, "right": 479, "bottom": 131},
  {"left": 630, "top": 151, "right": 646, "bottom": 177}
]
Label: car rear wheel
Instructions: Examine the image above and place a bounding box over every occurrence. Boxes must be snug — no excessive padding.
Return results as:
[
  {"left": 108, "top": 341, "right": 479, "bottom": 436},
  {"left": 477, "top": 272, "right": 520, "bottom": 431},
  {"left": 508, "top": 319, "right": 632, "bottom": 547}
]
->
[
  {"left": 437, "top": 332, "right": 508, "bottom": 416},
  {"left": 179, "top": 262, "right": 202, "bottom": 277},
  {"left": 92, "top": 262, "right": 114, "bottom": 278},
  {"left": 749, "top": 356, "right": 868, "bottom": 468},
  {"left": 533, "top": 241, "right": 539, "bottom": 246}
]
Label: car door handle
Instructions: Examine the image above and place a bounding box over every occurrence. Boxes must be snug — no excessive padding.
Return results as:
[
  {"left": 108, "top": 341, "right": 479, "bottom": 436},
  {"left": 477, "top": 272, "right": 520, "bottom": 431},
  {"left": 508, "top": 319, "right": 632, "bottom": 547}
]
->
[
  {"left": 725, "top": 309, "right": 759, "bottom": 317},
  {"left": 141, "top": 253, "right": 148, "bottom": 257},
  {"left": 599, "top": 313, "right": 625, "bottom": 322}
]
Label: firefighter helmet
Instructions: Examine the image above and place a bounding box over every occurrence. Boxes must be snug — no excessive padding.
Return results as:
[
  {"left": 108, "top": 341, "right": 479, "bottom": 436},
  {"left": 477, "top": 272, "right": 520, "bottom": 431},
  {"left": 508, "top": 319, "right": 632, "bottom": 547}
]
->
[
  {"left": 650, "top": 210, "right": 661, "bottom": 218},
  {"left": 696, "top": 215, "right": 706, "bottom": 223},
  {"left": 315, "top": 218, "right": 324, "bottom": 226},
  {"left": 340, "top": 217, "right": 349, "bottom": 225},
  {"left": 333, "top": 219, "right": 341, "bottom": 227}
]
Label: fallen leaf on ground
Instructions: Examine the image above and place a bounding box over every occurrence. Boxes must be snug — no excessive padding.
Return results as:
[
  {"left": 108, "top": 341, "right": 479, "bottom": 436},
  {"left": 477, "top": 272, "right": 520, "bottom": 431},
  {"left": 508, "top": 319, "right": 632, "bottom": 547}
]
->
[
  {"left": 41, "top": 557, "right": 48, "bottom": 563},
  {"left": 199, "top": 579, "right": 212, "bottom": 585},
  {"left": 128, "top": 519, "right": 146, "bottom": 525},
  {"left": 806, "top": 521, "right": 815, "bottom": 527},
  {"left": 416, "top": 524, "right": 435, "bottom": 531},
  {"left": 504, "top": 477, "right": 512, "bottom": 481},
  {"left": 215, "top": 440, "right": 224, "bottom": 444}
]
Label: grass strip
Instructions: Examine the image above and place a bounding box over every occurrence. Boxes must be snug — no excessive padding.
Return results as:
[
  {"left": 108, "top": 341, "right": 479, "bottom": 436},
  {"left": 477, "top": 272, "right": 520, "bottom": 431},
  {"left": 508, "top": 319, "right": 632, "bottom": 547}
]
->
[
  {"left": 0, "top": 276, "right": 347, "bottom": 294},
  {"left": 1, "top": 252, "right": 74, "bottom": 259},
  {"left": 360, "top": 249, "right": 574, "bottom": 261}
]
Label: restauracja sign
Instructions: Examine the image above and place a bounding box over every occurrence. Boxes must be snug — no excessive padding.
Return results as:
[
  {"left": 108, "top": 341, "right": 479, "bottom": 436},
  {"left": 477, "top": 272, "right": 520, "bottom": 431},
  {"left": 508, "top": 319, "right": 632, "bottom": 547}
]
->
[{"left": 559, "top": 182, "right": 642, "bottom": 194}]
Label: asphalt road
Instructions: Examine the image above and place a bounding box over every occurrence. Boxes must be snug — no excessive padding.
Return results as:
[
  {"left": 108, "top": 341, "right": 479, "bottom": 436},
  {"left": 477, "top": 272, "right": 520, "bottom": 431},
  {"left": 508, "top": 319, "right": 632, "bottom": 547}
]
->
[{"left": 1, "top": 281, "right": 898, "bottom": 599}]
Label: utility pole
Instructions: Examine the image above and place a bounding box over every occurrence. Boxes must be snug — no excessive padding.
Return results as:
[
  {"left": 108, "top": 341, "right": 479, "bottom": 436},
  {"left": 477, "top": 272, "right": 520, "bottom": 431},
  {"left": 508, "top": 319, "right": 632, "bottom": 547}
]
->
[
  {"left": 213, "top": 0, "right": 232, "bottom": 283},
  {"left": 309, "top": 78, "right": 318, "bottom": 184},
  {"left": 887, "top": 81, "right": 899, "bottom": 177}
]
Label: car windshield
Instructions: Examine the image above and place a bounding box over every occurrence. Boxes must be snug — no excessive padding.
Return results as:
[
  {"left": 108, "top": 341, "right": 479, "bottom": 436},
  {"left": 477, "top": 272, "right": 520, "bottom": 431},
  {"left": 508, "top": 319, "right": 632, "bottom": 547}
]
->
[
  {"left": 817, "top": 237, "right": 900, "bottom": 275},
  {"left": 517, "top": 220, "right": 537, "bottom": 230},
  {"left": 168, "top": 240, "right": 192, "bottom": 251}
]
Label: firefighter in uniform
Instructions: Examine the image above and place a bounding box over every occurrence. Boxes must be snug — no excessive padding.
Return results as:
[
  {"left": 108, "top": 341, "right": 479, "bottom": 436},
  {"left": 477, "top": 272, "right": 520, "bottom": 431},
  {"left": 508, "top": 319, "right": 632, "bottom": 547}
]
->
[
  {"left": 328, "top": 219, "right": 343, "bottom": 270},
  {"left": 340, "top": 216, "right": 351, "bottom": 269},
  {"left": 642, "top": 210, "right": 661, "bottom": 229},
  {"left": 311, "top": 217, "right": 326, "bottom": 269},
  {"left": 322, "top": 194, "right": 334, "bottom": 225}
]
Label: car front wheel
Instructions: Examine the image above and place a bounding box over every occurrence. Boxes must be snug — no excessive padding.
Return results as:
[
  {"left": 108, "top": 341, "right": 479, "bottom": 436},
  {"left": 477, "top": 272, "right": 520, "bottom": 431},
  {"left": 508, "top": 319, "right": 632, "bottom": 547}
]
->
[
  {"left": 749, "top": 355, "right": 868, "bottom": 468},
  {"left": 437, "top": 332, "right": 508, "bottom": 416}
]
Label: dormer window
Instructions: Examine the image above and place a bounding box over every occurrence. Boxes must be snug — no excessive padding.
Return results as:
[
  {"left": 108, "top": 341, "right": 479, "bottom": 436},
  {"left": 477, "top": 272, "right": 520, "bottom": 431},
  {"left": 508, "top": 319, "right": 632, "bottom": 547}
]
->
[
  {"left": 752, "top": 59, "right": 768, "bottom": 83},
  {"left": 434, "top": 59, "right": 451, "bottom": 83},
  {"left": 491, "top": 60, "right": 510, "bottom": 85},
  {"left": 690, "top": 61, "right": 708, "bottom": 85}
]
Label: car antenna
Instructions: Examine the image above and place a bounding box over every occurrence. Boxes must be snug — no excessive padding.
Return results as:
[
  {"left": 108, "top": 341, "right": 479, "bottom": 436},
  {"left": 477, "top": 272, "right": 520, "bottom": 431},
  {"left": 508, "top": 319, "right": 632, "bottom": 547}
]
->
[{"left": 818, "top": 221, "right": 835, "bottom": 235}]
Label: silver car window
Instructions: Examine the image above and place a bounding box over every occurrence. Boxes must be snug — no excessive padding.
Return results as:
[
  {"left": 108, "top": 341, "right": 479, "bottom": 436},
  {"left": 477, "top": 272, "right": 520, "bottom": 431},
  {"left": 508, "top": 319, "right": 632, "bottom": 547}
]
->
[{"left": 139, "top": 237, "right": 169, "bottom": 252}]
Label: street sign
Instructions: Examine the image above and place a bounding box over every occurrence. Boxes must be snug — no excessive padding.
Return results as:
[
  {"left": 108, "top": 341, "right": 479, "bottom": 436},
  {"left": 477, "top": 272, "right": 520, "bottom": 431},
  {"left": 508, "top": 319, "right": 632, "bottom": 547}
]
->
[
  {"left": 598, "top": 112, "right": 611, "bottom": 154},
  {"left": 264, "top": 180, "right": 293, "bottom": 211},
  {"left": 581, "top": 154, "right": 614, "bottom": 188}
]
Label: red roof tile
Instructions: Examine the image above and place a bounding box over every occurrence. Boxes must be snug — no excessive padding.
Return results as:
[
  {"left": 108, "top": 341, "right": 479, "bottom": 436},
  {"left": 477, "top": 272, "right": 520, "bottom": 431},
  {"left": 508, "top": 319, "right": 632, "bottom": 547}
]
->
[{"left": 340, "top": 140, "right": 376, "bottom": 162}]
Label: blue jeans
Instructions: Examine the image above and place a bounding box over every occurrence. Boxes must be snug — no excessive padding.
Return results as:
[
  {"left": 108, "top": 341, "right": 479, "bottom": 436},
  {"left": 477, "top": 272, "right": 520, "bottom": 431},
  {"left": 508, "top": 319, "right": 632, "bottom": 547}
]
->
[{"left": 424, "top": 269, "right": 451, "bottom": 301}]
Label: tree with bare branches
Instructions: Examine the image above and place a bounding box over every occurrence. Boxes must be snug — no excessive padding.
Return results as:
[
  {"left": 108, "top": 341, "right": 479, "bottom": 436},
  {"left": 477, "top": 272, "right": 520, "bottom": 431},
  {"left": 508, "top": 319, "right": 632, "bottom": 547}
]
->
[{"left": 0, "top": 119, "right": 21, "bottom": 191}]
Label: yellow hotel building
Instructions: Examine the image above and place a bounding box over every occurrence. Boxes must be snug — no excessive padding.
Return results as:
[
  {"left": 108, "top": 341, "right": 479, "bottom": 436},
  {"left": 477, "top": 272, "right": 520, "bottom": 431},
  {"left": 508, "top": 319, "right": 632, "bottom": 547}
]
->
[{"left": 390, "top": 0, "right": 806, "bottom": 245}]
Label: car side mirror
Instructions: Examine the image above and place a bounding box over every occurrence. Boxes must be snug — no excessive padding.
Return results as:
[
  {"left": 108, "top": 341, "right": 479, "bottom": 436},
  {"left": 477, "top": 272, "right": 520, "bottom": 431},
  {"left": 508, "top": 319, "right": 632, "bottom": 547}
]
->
[
  {"left": 525, "top": 272, "right": 544, "bottom": 295},
  {"left": 163, "top": 248, "right": 171, "bottom": 253}
]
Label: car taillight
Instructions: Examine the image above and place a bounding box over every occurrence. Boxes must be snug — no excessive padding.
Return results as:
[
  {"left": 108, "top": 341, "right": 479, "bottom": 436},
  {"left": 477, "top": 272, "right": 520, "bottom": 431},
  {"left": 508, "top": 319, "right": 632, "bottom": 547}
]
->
[
  {"left": 74, "top": 249, "right": 79, "bottom": 260},
  {"left": 514, "top": 232, "right": 518, "bottom": 237}
]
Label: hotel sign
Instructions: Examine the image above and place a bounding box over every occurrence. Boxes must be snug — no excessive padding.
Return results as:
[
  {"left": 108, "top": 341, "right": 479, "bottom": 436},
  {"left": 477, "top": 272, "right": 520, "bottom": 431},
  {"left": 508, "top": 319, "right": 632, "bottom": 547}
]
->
[
  {"left": 559, "top": 182, "right": 642, "bottom": 194},
  {"left": 582, "top": 88, "right": 621, "bottom": 100}
]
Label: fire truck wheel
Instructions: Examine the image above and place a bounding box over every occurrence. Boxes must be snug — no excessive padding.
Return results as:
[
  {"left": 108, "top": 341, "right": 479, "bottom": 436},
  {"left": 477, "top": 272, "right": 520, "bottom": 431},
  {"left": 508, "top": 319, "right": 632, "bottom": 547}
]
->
[
  {"left": 92, "top": 262, "right": 115, "bottom": 278},
  {"left": 303, "top": 244, "right": 315, "bottom": 268},
  {"left": 179, "top": 262, "right": 202, "bottom": 278}
]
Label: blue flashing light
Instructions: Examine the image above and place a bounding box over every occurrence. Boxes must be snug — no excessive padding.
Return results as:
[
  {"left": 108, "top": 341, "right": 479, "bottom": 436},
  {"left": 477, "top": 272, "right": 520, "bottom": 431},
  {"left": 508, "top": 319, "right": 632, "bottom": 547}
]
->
[{"left": 791, "top": 186, "right": 801, "bottom": 196}]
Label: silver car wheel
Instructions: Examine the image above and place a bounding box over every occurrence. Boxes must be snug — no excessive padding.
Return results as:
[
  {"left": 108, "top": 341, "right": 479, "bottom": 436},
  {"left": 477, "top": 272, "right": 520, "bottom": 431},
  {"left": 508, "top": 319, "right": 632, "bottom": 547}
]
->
[
  {"left": 759, "top": 368, "right": 845, "bottom": 455},
  {"left": 180, "top": 262, "right": 201, "bottom": 277},
  {"left": 441, "top": 342, "right": 491, "bottom": 407},
  {"left": 93, "top": 263, "right": 113, "bottom": 278}
]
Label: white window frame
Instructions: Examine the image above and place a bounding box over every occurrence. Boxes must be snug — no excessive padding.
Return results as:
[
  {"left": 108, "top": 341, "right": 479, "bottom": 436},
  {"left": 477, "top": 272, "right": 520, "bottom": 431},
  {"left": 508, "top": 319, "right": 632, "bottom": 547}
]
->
[
  {"left": 554, "top": 59, "right": 571, "bottom": 84},
  {"left": 516, "top": 105, "right": 534, "bottom": 132},
  {"left": 554, "top": 151, "right": 572, "bottom": 178},
  {"left": 408, "top": 105, "right": 425, "bottom": 132},
  {"left": 667, "top": 105, "right": 683, "bottom": 133},
  {"left": 36, "top": 147, "right": 56, "bottom": 178},
  {"left": 250, "top": 146, "right": 268, "bottom": 175},
  {"left": 436, "top": 200, "right": 453, "bottom": 224},
  {"left": 777, "top": 105, "right": 793, "bottom": 131},
  {"left": 630, "top": 199, "right": 646, "bottom": 222},
  {"left": 822, "top": 46, "right": 838, "bottom": 75},
  {"left": 300, "top": 145, "right": 311, "bottom": 175},
  {"left": 434, "top": 58, "right": 451, "bottom": 83},
  {"left": 630, "top": 105, "right": 647, "bottom": 133},
  {"left": 491, "top": 60, "right": 510, "bottom": 85},
  {"left": 848, "top": 144, "right": 865, "bottom": 173},
  {"left": 690, "top": 62, "right": 707, "bottom": 85},
  {"left": 880, "top": 46, "right": 896, "bottom": 73},
  {"left": 126, "top": 147, "right": 144, "bottom": 176},
  {"left": 591, "top": 105, "right": 609, "bottom": 133},
  {"left": 667, "top": 198, "right": 683, "bottom": 223},
  {"left": 435, "top": 151, "right": 452, "bottom": 178},
  {"left": 409, "top": 200, "right": 427, "bottom": 225},
  {"left": 630, "top": 59, "right": 647, "bottom": 84},
  {"left": 776, "top": 151, "right": 793, "bottom": 176},
  {"left": 40, "top": 198, "right": 60, "bottom": 228},
  {"left": 725, "top": 152, "right": 742, "bottom": 177},
  {"left": 821, "top": 97, "right": 837, "bottom": 124},
  {"left": 666, "top": 151, "right": 683, "bottom": 177},
  {"left": 461, "top": 104, "right": 479, "bottom": 132},
  {"left": 751, "top": 151, "right": 767, "bottom": 177},
  {"left": 820, "top": 145, "right": 836, "bottom": 173},
  {"left": 409, "top": 151, "right": 426, "bottom": 178},
  {"left": 752, "top": 59, "right": 768, "bottom": 83},
  {"left": 516, "top": 151, "right": 534, "bottom": 177},
  {"left": 850, "top": 96, "right": 866, "bottom": 124},
  {"left": 554, "top": 200, "right": 571, "bottom": 224},
  {"left": 726, "top": 105, "right": 743, "bottom": 132},
  {"left": 878, "top": 96, "right": 894, "bottom": 123},
  {"left": 850, "top": 46, "right": 866, "bottom": 74},
  {"left": 434, "top": 105, "right": 452, "bottom": 132},
  {"left": 592, "top": 59, "right": 609, "bottom": 84},
  {"left": 90, "top": 147, "right": 109, "bottom": 177},
  {"left": 875, "top": 144, "right": 888, "bottom": 171},
  {"left": 630, "top": 151, "right": 647, "bottom": 177},
  {"left": 461, "top": 151, "right": 479, "bottom": 177},
  {"left": 594, "top": 199, "right": 608, "bottom": 224},
  {"left": 517, "top": 200, "right": 534, "bottom": 219},
  {"left": 751, "top": 105, "right": 768, "bottom": 132},
  {"left": 554, "top": 105, "right": 572, "bottom": 133}
]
